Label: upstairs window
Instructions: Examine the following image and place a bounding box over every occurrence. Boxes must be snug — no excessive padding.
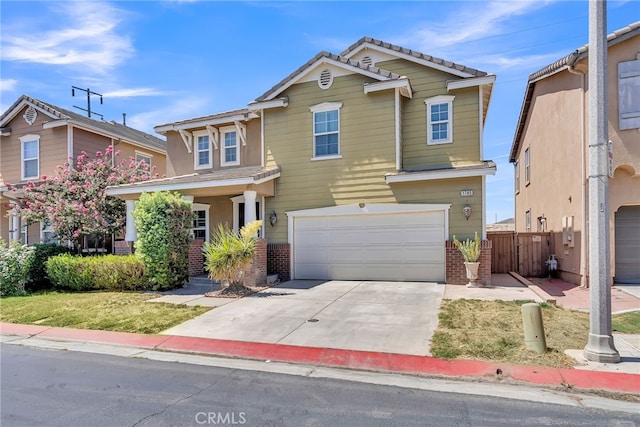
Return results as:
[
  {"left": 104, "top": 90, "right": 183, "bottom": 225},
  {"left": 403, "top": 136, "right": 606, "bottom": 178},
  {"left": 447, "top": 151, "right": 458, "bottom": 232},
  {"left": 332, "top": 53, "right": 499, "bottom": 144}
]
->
[
  {"left": 525, "top": 209, "right": 531, "bottom": 232},
  {"left": 524, "top": 147, "right": 530, "bottom": 185},
  {"left": 194, "top": 132, "right": 212, "bottom": 169},
  {"left": 221, "top": 127, "right": 239, "bottom": 167},
  {"left": 618, "top": 59, "right": 640, "bottom": 130},
  {"left": 425, "top": 95, "right": 454, "bottom": 145},
  {"left": 20, "top": 134, "right": 40, "bottom": 180},
  {"left": 309, "top": 102, "right": 343, "bottom": 160},
  {"left": 135, "top": 151, "right": 152, "bottom": 171}
]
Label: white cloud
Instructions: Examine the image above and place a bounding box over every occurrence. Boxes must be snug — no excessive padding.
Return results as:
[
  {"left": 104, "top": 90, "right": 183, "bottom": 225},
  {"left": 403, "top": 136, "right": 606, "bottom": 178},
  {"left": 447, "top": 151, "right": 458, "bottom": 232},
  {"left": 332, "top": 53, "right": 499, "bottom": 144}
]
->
[
  {"left": 126, "top": 96, "right": 211, "bottom": 134},
  {"left": 1, "top": 2, "right": 133, "bottom": 74},
  {"left": 102, "top": 88, "right": 171, "bottom": 98},
  {"left": 476, "top": 51, "right": 566, "bottom": 71},
  {"left": 0, "top": 79, "right": 18, "bottom": 92}
]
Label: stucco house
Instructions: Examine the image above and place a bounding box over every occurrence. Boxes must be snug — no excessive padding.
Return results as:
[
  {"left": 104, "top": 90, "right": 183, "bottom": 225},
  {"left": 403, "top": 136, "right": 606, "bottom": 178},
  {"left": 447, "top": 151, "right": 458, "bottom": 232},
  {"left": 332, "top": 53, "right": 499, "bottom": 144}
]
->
[
  {"left": 107, "top": 37, "right": 496, "bottom": 284},
  {"left": 0, "top": 95, "right": 167, "bottom": 251},
  {"left": 509, "top": 22, "right": 640, "bottom": 286}
]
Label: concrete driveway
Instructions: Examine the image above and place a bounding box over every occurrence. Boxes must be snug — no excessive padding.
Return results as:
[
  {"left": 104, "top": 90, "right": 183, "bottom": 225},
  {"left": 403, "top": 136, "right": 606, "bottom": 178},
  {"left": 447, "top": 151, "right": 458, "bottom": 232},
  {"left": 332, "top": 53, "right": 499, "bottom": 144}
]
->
[{"left": 161, "top": 280, "right": 445, "bottom": 356}]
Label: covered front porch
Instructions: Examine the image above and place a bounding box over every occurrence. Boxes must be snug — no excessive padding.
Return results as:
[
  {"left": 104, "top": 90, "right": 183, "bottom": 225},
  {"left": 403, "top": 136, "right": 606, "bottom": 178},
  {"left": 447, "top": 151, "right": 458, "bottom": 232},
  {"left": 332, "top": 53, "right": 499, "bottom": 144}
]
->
[{"left": 105, "top": 166, "right": 280, "bottom": 278}]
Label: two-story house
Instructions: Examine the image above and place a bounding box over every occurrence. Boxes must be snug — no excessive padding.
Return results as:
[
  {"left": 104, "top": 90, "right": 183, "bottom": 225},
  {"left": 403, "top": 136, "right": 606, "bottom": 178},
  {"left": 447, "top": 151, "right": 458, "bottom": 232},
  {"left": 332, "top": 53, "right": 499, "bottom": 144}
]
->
[
  {"left": 510, "top": 22, "right": 640, "bottom": 286},
  {"left": 107, "top": 37, "right": 496, "bottom": 284},
  {"left": 0, "top": 95, "right": 167, "bottom": 251}
]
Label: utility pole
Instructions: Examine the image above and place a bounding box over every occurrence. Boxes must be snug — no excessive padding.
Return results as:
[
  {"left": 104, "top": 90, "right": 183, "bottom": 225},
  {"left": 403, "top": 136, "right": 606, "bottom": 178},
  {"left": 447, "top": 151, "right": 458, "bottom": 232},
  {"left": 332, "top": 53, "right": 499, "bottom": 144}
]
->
[
  {"left": 72, "top": 86, "right": 103, "bottom": 119},
  {"left": 583, "top": 0, "right": 620, "bottom": 363}
]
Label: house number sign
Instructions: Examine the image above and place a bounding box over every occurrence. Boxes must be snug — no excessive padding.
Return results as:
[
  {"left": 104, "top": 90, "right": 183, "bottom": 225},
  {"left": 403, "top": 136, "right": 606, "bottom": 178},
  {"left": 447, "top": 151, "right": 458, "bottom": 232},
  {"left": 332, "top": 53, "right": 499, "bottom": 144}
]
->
[{"left": 460, "top": 190, "right": 473, "bottom": 197}]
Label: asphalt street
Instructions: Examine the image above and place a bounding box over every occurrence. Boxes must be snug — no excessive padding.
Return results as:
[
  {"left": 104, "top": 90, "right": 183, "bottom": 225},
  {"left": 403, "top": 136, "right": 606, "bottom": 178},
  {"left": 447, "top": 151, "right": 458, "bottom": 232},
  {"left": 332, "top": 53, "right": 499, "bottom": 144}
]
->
[{"left": 2, "top": 345, "right": 639, "bottom": 427}]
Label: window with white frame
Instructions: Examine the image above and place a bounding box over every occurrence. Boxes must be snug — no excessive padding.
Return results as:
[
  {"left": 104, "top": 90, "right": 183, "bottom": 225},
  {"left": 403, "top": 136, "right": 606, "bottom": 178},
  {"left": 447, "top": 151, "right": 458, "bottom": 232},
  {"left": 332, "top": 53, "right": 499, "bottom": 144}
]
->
[
  {"left": 20, "top": 134, "right": 40, "bottom": 180},
  {"left": 221, "top": 127, "right": 239, "bottom": 166},
  {"left": 191, "top": 203, "right": 210, "bottom": 242},
  {"left": 310, "top": 102, "right": 342, "bottom": 159},
  {"left": 194, "top": 131, "right": 212, "bottom": 169},
  {"left": 514, "top": 161, "right": 520, "bottom": 194},
  {"left": 20, "top": 219, "right": 28, "bottom": 244},
  {"left": 525, "top": 209, "right": 531, "bottom": 232},
  {"left": 41, "top": 220, "right": 58, "bottom": 244},
  {"left": 524, "top": 147, "right": 530, "bottom": 185},
  {"left": 425, "top": 95, "right": 454, "bottom": 145},
  {"left": 135, "top": 151, "right": 152, "bottom": 171}
]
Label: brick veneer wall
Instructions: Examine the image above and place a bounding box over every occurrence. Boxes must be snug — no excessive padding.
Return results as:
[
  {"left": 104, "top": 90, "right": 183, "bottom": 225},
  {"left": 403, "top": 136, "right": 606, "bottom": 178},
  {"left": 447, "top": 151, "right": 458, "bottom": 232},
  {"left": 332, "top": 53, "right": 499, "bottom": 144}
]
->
[
  {"left": 446, "top": 240, "right": 492, "bottom": 285},
  {"left": 244, "top": 238, "right": 267, "bottom": 287},
  {"left": 189, "top": 240, "right": 205, "bottom": 276},
  {"left": 267, "top": 243, "right": 290, "bottom": 282},
  {"left": 114, "top": 240, "right": 132, "bottom": 255}
]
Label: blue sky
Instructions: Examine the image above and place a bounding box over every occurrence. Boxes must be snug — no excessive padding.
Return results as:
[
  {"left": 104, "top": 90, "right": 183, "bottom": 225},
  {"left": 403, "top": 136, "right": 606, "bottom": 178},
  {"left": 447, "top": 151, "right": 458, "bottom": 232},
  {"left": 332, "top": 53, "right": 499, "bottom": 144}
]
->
[{"left": 1, "top": 1, "right": 637, "bottom": 222}]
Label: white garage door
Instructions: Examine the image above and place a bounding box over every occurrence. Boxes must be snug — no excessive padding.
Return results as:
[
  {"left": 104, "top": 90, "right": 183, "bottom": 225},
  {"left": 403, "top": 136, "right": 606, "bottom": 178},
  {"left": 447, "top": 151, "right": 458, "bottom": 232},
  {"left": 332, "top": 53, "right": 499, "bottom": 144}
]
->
[
  {"left": 615, "top": 205, "right": 640, "bottom": 284},
  {"left": 289, "top": 204, "right": 448, "bottom": 282}
]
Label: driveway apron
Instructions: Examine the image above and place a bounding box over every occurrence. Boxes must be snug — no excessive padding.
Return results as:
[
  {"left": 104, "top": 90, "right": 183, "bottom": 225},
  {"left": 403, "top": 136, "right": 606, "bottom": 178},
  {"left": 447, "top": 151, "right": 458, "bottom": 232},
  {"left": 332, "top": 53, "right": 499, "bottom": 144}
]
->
[{"left": 161, "top": 280, "right": 445, "bottom": 356}]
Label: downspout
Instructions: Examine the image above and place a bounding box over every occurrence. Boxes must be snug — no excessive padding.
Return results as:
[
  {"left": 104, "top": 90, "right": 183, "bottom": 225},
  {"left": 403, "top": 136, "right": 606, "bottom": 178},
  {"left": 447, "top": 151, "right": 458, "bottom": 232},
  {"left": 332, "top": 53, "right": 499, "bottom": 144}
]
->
[
  {"left": 394, "top": 88, "right": 402, "bottom": 171},
  {"left": 567, "top": 63, "right": 588, "bottom": 288},
  {"left": 260, "top": 109, "right": 265, "bottom": 168}
]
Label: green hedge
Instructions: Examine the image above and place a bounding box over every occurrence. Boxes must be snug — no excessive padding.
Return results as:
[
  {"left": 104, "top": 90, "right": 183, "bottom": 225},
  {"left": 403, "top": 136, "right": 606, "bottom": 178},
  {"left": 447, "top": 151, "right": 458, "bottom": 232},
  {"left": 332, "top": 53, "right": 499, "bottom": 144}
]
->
[
  {"left": 27, "top": 244, "right": 73, "bottom": 291},
  {"left": 46, "top": 254, "right": 148, "bottom": 292}
]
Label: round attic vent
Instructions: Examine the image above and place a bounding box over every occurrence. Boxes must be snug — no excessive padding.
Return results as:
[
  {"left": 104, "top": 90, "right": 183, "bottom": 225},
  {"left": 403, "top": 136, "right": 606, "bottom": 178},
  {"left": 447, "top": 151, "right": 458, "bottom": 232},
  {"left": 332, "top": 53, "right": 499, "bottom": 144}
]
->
[
  {"left": 361, "top": 55, "right": 373, "bottom": 67},
  {"left": 318, "top": 69, "right": 333, "bottom": 89}
]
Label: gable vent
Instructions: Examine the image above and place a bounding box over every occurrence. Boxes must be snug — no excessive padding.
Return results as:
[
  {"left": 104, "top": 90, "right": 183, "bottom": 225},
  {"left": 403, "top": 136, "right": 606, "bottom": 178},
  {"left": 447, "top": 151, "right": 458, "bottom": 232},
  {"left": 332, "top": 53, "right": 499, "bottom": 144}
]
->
[
  {"left": 319, "top": 69, "right": 333, "bottom": 89},
  {"left": 23, "top": 106, "right": 37, "bottom": 126},
  {"left": 361, "top": 56, "right": 373, "bottom": 67}
]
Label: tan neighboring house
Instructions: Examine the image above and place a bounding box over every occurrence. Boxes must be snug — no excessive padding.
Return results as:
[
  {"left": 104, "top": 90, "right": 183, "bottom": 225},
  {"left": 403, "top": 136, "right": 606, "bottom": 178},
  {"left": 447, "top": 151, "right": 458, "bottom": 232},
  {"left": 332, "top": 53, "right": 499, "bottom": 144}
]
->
[
  {"left": 107, "top": 37, "right": 496, "bottom": 283},
  {"left": 510, "top": 22, "right": 640, "bottom": 285},
  {"left": 0, "top": 95, "right": 167, "bottom": 250}
]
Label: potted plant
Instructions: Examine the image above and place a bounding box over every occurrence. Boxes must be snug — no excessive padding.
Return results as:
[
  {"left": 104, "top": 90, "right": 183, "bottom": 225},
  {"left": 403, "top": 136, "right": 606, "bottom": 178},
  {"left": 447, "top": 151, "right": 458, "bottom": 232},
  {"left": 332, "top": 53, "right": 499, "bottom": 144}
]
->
[{"left": 453, "top": 232, "right": 482, "bottom": 287}]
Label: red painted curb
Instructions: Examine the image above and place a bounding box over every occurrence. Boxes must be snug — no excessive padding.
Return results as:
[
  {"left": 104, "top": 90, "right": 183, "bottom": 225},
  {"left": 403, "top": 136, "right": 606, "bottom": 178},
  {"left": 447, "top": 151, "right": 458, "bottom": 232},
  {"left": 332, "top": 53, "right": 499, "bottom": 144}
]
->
[{"left": 2, "top": 322, "right": 638, "bottom": 394}]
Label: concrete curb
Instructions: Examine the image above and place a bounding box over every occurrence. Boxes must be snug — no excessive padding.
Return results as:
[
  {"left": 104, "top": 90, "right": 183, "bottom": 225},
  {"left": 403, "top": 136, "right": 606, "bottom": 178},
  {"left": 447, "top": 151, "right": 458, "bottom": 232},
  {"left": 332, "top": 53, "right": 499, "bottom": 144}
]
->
[{"left": 2, "top": 322, "right": 638, "bottom": 395}]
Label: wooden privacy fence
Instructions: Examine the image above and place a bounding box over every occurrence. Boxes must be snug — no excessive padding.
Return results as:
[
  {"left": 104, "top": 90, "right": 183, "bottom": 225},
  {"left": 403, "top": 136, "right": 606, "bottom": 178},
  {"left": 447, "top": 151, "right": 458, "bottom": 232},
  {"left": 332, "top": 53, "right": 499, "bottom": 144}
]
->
[{"left": 487, "top": 232, "right": 553, "bottom": 277}]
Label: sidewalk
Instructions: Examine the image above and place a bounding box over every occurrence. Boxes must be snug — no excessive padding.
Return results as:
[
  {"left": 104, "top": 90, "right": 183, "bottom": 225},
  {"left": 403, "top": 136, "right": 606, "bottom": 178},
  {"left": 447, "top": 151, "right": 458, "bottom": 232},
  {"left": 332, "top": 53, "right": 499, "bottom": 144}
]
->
[{"left": 1, "top": 274, "right": 638, "bottom": 396}]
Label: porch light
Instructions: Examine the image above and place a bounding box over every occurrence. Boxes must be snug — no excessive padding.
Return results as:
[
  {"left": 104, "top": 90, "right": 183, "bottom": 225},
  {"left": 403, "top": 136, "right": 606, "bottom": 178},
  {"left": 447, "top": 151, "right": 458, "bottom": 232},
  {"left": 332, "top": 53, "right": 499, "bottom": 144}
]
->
[
  {"left": 463, "top": 204, "right": 472, "bottom": 221},
  {"left": 269, "top": 210, "right": 278, "bottom": 226}
]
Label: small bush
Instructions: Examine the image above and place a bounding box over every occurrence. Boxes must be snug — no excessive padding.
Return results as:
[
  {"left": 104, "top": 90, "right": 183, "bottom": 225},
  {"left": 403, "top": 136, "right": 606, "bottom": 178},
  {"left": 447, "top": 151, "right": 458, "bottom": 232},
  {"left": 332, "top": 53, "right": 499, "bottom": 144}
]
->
[
  {"left": 27, "top": 244, "right": 73, "bottom": 291},
  {"left": 46, "top": 254, "right": 147, "bottom": 292},
  {"left": 0, "top": 239, "right": 35, "bottom": 297}
]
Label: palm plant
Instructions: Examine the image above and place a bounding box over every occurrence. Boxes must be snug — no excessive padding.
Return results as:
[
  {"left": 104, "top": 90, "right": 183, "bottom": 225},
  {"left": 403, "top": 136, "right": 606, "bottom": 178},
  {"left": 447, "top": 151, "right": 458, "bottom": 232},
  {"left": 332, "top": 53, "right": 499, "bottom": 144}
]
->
[
  {"left": 202, "top": 220, "right": 262, "bottom": 289},
  {"left": 453, "top": 232, "right": 481, "bottom": 263}
]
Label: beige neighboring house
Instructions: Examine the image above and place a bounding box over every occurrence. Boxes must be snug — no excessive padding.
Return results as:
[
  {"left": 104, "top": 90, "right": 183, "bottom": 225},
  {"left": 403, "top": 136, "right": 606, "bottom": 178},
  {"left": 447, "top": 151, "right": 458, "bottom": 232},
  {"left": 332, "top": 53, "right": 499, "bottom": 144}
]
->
[
  {"left": 0, "top": 95, "right": 167, "bottom": 251},
  {"left": 510, "top": 22, "right": 640, "bottom": 285},
  {"left": 108, "top": 37, "right": 497, "bottom": 283}
]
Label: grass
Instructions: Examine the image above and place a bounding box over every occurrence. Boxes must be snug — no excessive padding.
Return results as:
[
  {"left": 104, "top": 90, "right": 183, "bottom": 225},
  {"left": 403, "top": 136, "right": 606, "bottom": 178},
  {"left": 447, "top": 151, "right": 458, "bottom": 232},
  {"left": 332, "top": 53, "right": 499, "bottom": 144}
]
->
[
  {"left": 0, "top": 292, "right": 211, "bottom": 334},
  {"left": 431, "top": 299, "right": 639, "bottom": 369}
]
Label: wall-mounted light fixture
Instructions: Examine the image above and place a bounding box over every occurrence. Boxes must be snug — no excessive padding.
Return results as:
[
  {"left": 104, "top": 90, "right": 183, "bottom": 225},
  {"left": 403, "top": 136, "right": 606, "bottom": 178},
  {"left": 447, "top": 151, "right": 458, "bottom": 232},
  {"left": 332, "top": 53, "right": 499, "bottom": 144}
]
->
[
  {"left": 537, "top": 214, "right": 546, "bottom": 231},
  {"left": 269, "top": 210, "right": 278, "bottom": 226},
  {"left": 463, "top": 204, "right": 472, "bottom": 221}
]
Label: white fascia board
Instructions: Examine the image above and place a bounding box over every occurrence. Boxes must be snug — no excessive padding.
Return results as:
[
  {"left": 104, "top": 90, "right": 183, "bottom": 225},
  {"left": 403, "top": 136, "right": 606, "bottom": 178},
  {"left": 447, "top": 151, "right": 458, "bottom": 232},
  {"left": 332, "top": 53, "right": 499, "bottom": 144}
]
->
[
  {"left": 287, "top": 203, "right": 452, "bottom": 218},
  {"left": 364, "top": 78, "right": 413, "bottom": 98},
  {"left": 263, "top": 56, "right": 390, "bottom": 101},
  {"left": 385, "top": 166, "right": 496, "bottom": 184},
  {"left": 0, "top": 100, "right": 59, "bottom": 127},
  {"left": 42, "top": 119, "right": 69, "bottom": 129},
  {"left": 248, "top": 98, "right": 289, "bottom": 111},
  {"left": 344, "top": 43, "right": 475, "bottom": 78},
  {"left": 106, "top": 172, "right": 280, "bottom": 196},
  {"left": 446, "top": 75, "right": 496, "bottom": 91},
  {"left": 154, "top": 114, "right": 250, "bottom": 133}
]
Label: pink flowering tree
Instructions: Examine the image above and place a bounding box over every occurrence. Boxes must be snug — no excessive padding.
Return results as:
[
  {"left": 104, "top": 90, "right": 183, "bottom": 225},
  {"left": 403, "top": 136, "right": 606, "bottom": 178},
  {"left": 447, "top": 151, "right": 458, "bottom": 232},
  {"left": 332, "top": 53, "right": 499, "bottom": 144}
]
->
[{"left": 9, "top": 146, "right": 159, "bottom": 252}]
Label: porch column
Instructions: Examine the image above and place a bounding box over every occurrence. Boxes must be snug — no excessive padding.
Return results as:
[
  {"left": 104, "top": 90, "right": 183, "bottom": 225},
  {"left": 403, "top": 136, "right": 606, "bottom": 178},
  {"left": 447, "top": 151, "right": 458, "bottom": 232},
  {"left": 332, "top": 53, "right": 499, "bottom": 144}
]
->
[
  {"left": 125, "top": 200, "right": 137, "bottom": 242},
  {"left": 243, "top": 190, "right": 257, "bottom": 226},
  {"left": 10, "top": 214, "right": 20, "bottom": 242}
]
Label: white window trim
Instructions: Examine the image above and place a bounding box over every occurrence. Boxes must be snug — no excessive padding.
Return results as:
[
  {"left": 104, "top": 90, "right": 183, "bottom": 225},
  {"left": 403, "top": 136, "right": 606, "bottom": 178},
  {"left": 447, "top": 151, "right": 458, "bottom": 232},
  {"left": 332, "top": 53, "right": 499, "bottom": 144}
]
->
[
  {"left": 193, "top": 130, "right": 212, "bottom": 170},
  {"left": 309, "top": 102, "right": 343, "bottom": 160},
  {"left": 425, "top": 95, "right": 454, "bottom": 145},
  {"left": 40, "top": 220, "right": 58, "bottom": 244},
  {"left": 525, "top": 209, "right": 531, "bottom": 232},
  {"left": 20, "top": 134, "right": 40, "bottom": 180},
  {"left": 514, "top": 161, "right": 520, "bottom": 194},
  {"left": 220, "top": 125, "right": 240, "bottom": 167},
  {"left": 135, "top": 150, "right": 152, "bottom": 170},
  {"left": 191, "top": 203, "right": 210, "bottom": 242},
  {"left": 524, "top": 147, "right": 530, "bottom": 185}
]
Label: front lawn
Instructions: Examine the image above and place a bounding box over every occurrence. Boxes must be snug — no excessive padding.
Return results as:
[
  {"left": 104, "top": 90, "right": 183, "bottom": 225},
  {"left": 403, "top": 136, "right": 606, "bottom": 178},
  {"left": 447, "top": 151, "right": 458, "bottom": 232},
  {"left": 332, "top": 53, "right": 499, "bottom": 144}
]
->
[
  {"left": 431, "top": 299, "right": 639, "bottom": 368},
  {"left": 0, "top": 292, "right": 211, "bottom": 334}
]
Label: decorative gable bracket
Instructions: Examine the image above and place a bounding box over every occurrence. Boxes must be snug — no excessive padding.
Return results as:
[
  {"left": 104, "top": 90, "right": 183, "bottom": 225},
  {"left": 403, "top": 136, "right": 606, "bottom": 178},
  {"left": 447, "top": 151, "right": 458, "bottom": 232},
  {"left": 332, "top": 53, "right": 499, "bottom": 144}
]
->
[
  {"left": 234, "top": 121, "right": 247, "bottom": 146},
  {"left": 179, "top": 129, "right": 193, "bottom": 153},
  {"left": 206, "top": 125, "right": 219, "bottom": 149}
]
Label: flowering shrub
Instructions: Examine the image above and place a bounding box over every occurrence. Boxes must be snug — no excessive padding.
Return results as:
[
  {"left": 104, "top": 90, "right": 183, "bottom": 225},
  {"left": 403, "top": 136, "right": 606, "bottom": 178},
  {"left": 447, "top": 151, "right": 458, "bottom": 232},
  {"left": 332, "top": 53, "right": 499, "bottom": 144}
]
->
[
  {"left": 133, "top": 191, "right": 194, "bottom": 291},
  {"left": 0, "top": 239, "right": 36, "bottom": 297},
  {"left": 8, "top": 146, "right": 160, "bottom": 252},
  {"left": 45, "top": 254, "right": 147, "bottom": 291}
]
